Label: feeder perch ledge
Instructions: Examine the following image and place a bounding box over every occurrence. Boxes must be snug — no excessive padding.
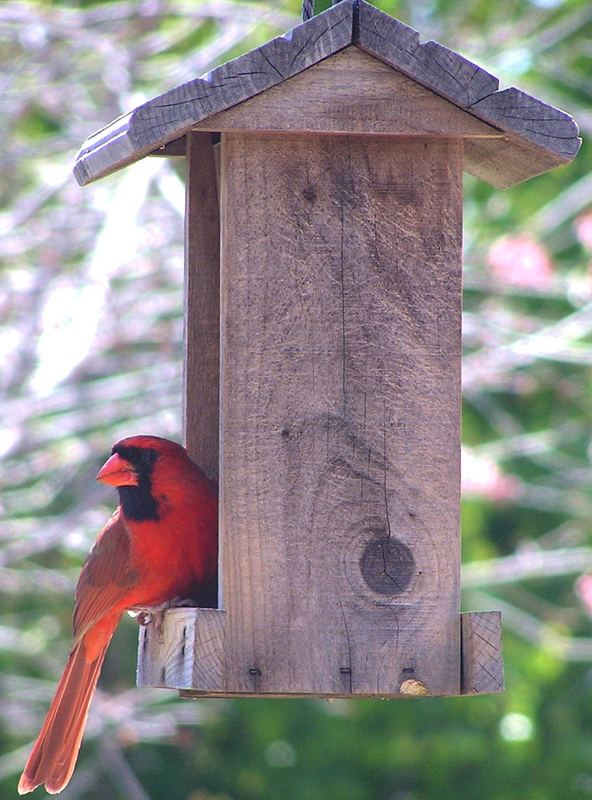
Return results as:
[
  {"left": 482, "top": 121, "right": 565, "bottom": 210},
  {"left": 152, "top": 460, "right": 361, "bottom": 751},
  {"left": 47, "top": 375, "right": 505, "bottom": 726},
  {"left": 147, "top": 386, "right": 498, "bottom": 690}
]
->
[{"left": 74, "top": 0, "right": 579, "bottom": 699}]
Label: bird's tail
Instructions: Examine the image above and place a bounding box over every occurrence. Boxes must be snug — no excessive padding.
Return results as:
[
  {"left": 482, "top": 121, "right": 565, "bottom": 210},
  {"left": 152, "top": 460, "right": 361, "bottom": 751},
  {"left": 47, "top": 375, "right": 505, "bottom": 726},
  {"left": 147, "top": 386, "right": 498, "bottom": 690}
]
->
[{"left": 18, "top": 616, "right": 119, "bottom": 795}]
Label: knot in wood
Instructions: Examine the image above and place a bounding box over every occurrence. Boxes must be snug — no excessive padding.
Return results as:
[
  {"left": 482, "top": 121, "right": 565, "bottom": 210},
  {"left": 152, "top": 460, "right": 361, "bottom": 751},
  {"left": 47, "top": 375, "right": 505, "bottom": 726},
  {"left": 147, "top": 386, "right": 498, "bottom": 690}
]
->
[{"left": 359, "top": 535, "right": 415, "bottom": 595}]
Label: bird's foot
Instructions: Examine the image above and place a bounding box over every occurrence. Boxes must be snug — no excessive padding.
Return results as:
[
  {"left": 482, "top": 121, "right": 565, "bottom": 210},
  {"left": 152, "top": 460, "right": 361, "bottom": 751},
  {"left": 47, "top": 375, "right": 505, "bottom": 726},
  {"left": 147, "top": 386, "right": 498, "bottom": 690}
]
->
[
  {"left": 128, "top": 597, "right": 197, "bottom": 639},
  {"left": 128, "top": 602, "right": 170, "bottom": 639}
]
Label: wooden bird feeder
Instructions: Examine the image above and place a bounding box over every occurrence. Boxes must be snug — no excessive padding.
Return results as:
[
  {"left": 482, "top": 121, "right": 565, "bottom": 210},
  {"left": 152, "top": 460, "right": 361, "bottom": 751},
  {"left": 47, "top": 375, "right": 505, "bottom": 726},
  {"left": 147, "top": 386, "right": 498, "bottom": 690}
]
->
[{"left": 74, "top": 1, "right": 580, "bottom": 699}]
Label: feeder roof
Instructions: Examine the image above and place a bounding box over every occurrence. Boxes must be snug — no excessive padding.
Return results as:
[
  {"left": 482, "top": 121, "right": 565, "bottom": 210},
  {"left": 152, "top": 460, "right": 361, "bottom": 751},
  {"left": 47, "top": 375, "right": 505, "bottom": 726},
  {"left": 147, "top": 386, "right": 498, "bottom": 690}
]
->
[{"left": 74, "top": 0, "right": 580, "bottom": 190}]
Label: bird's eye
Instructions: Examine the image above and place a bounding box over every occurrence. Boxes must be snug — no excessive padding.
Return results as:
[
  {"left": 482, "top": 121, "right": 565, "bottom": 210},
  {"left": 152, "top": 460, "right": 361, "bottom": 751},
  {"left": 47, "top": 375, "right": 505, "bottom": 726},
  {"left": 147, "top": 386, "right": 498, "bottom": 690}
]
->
[{"left": 142, "top": 449, "right": 157, "bottom": 465}]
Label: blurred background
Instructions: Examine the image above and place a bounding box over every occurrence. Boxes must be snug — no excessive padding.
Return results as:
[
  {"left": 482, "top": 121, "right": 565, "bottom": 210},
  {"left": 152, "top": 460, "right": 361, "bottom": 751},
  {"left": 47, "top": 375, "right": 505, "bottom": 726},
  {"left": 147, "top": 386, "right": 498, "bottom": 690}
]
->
[{"left": 1, "top": 0, "right": 592, "bottom": 797}]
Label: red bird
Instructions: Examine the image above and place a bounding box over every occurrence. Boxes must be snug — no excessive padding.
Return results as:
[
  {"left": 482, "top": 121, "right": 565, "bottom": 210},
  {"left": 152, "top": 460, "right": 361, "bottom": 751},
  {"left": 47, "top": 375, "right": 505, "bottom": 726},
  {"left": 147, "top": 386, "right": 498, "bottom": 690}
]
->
[{"left": 18, "top": 435, "right": 218, "bottom": 795}]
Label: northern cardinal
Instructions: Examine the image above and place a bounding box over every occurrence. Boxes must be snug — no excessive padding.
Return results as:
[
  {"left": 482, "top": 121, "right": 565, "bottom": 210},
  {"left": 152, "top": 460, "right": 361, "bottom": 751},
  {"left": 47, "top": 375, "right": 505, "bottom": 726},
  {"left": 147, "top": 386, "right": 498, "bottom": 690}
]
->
[{"left": 18, "top": 435, "right": 218, "bottom": 795}]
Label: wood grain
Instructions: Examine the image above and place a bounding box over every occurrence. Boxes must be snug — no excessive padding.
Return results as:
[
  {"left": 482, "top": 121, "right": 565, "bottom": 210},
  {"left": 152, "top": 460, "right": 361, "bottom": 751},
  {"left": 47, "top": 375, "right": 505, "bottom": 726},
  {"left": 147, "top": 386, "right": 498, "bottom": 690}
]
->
[
  {"left": 460, "top": 611, "right": 504, "bottom": 694},
  {"left": 73, "top": 0, "right": 579, "bottom": 189},
  {"left": 355, "top": 3, "right": 499, "bottom": 107},
  {"left": 136, "top": 608, "right": 226, "bottom": 691},
  {"left": 218, "top": 132, "right": 463, "bottom": 697},
  {"left": 193, "top": 47, "right": 501, "bottom": 139},
  {"left": 355, "top": 1, "right": 580, "bottom": 188},
  {"left": 183, "top": 132, "right": 220, "bottom": 482},
  {"left": 73, "top": 0, "right": 355, "bottom": 184}
]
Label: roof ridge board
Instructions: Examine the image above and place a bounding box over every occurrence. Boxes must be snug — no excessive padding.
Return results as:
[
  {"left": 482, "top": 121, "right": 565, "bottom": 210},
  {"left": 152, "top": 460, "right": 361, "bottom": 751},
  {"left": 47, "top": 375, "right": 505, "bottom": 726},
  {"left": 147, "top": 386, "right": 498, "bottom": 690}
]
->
[
  {"left": 74, "top": 1, "right": 356, "bottom": 185},
  {"left": 354, "top": 0, "right": 580, "bottom": 162}
]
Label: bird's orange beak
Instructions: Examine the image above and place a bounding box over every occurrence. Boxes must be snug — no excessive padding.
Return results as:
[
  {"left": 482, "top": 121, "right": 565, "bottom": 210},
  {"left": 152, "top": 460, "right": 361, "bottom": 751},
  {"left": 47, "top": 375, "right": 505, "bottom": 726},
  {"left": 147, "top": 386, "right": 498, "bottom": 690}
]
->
[{"left": 96, "top": 453, "right": 139, "bottom": 487}]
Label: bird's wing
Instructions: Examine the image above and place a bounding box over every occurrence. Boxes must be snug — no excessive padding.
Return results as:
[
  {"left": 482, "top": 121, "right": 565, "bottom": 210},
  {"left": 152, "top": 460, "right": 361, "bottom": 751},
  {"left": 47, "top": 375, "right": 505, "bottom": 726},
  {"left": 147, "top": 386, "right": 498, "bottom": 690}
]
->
[{"left": 72, "top": 509, "right": 139, "bottom": 643}]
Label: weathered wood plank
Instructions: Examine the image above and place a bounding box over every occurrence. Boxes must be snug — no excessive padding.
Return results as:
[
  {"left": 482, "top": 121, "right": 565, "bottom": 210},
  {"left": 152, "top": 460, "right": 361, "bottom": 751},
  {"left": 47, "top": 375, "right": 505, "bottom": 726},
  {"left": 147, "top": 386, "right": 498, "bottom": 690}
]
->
[
  {"left": 73, "top": 0, "right": 355, "bottom": 185},
  {"left": 355, "top": 0, "right": 580, "bottom": 187},
  {"left": 464, "top": 88, "right": 581, "bottom": 186},
  {"left": 460, "top": 611, "right": 504, "bottom": 694},
  {"left": 191, "top": 607, "right": 226, "bottom": 688},
  {"left": 137, "top": 609, "right": 194, "bottom": 689},
  {"left": 219, "top": 133, "right": 463, "bottom": 697},
  {"left": 137, "top": 608, "right": 226, "bottom": 691},
  {"left": 470, "top": 87, "right": 580, "bottom": 159},
  {"left": 179, "top": 688, "right": 428, "bottom": 698},
  {"left": 193, "top": 47, "right": 501, "bottom": 138},
  {"left": 463, "top": 136, "right": 568, "bottom": 189},
  {"left": 138, "top": 606, "right": 504, "bottom": 697},
  {"left": 74, "top": 0, "right": 579, "bottom": 189},
  {"left": 183, "top": 132, "right": 220, "bottom": 482},
  {"left": 355, "top": 3, "right": 499, "bottom": 107}
]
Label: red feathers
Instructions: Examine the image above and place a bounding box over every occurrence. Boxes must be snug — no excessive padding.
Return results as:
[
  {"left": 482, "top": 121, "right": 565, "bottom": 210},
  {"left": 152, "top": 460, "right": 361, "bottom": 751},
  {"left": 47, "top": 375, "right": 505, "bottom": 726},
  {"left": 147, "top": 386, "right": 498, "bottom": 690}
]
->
[{"left": 18, "top": 436, "right": 218, "bottom": 795}]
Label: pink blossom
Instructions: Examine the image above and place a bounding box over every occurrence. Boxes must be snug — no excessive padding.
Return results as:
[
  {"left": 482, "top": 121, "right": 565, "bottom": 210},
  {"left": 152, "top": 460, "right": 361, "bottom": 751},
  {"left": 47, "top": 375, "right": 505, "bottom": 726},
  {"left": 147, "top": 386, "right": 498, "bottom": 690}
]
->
[
  {"left": 575, "top": 212, "right": 592, "bottom": 250},
  {"left": 487, "top": 234, "right": 553, "bottom": 288},
  {"left": 576, "top": 574, "right": 592, "bottom": 617},
  {"left": 461, "top": 448, "right": 522, "bottom": 503}
]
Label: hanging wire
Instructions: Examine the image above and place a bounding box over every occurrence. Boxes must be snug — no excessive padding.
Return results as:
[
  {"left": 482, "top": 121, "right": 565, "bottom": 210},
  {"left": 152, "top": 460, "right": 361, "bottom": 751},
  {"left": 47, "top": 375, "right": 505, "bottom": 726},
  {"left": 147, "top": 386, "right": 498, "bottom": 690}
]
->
[
  {"left": 303, "top": 0, "right": 344, "bottom": 23},
  {"left": 302, "top": 0, "right": 314, "bottom": 21}
]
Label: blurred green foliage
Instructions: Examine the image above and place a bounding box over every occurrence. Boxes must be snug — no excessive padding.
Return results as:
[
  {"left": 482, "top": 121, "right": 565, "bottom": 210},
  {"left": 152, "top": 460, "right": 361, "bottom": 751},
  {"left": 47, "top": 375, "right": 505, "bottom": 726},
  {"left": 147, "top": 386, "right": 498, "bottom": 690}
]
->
[{"left": 1, "top": 0, "right": 592, "bottom": 798}]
